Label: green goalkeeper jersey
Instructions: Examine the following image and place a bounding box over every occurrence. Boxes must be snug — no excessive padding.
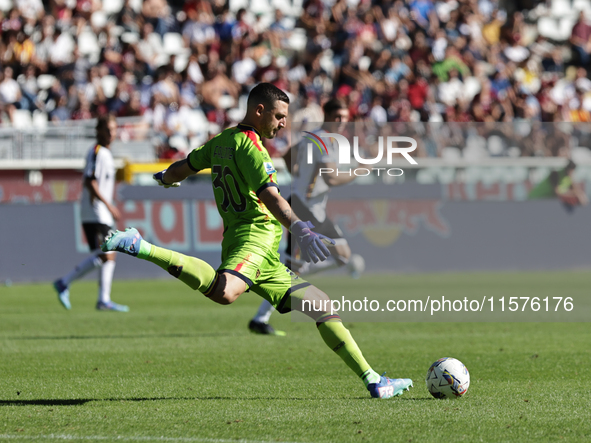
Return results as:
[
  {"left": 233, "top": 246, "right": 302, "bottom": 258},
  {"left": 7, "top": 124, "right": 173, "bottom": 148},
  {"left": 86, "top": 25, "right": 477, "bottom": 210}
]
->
[{"left": 187, "top": 124, "right": 283, "bottom": 257}]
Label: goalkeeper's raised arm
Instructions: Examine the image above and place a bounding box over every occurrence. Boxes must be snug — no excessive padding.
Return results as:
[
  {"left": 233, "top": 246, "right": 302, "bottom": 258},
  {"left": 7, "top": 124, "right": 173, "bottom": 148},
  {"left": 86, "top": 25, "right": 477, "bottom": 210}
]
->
[
  {"left": 154, "top": 159, "right": 198, "bottom": 188},
  {"left": 258, "top": 186, "right": 335, "bottom": 263}
]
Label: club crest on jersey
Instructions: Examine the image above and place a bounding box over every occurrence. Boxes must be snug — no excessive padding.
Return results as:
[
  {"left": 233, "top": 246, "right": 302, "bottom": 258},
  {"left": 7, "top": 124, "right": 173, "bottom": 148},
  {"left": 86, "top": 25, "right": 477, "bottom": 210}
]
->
[{"left": 264, "top": 162, "right": 276, "bottom": 175}]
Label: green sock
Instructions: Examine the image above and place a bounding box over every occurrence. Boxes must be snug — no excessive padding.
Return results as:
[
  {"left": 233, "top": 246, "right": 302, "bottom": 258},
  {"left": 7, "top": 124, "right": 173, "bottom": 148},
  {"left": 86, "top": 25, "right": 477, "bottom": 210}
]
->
[
  {"left": 137, "top": 241, "right": 218, "bottom": 295},
  {"left": 360, "top": 369, "right": 381, "bottom": 387},
  {"left": 316, "top": 314, "right": 378, "bottom": 387}
]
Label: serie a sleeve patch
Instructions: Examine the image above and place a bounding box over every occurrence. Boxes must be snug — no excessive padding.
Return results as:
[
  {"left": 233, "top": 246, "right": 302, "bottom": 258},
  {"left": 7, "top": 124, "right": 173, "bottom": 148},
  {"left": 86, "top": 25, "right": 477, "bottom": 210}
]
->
[{"left": 263, "top": 162, "right": 276, "bottom": 175}]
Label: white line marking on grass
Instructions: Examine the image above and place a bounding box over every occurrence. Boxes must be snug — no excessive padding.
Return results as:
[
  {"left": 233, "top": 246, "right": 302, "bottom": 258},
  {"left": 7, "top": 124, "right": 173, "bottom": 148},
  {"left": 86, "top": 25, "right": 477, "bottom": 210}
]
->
[{"left": 0, "top": 435, "right": 303, "bottom": 443}]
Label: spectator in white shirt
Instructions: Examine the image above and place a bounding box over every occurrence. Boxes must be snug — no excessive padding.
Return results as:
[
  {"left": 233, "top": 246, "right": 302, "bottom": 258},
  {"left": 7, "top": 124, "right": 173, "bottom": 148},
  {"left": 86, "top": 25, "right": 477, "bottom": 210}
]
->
[
  {"left": 438, "top": 69, "right": 464, "bottom": 106},
  {"left": 0, "top": 66, "right": 23, "bottom": 122},
  {"left": 369, "top": 95, "right": 388, "bottom": 126}
]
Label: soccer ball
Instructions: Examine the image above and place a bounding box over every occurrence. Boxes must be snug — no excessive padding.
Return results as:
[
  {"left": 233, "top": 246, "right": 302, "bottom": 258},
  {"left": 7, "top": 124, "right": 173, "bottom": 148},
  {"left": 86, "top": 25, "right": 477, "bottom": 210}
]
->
[{"left": 425, "top": 357, "right": 470, "bottom": 399}]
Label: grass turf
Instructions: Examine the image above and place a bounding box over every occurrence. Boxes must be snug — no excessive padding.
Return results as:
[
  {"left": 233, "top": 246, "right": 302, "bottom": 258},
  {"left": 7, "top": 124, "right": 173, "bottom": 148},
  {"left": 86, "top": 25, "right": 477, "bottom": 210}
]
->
[{"left": 0, "top": 272, "right": 590, "bottom": 442}]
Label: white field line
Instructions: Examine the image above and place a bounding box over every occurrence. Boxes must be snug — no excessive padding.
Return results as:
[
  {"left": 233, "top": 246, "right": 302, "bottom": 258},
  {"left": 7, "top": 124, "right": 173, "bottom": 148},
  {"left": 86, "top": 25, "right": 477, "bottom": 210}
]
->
[{"left": 0, "top": 435, "right": 304, "bottom": 443}]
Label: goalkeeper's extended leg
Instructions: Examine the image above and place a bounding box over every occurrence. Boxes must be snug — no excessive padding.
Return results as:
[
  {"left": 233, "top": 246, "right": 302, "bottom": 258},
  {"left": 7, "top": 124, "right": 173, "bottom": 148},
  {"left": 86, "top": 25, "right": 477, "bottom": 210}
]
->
[
  {"left": 297, "top": 286, "right": 413, "bottom": 399},
  {"left": 101, "top": 228, "right": 243, "bottom": 301}
]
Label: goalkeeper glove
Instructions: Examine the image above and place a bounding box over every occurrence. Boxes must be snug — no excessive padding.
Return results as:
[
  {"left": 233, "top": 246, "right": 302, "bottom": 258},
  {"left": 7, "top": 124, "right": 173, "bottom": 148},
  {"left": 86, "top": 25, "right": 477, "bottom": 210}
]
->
[
  {"left": 290, "top": 220, "right": 335, "bottom": 263},
  {"left": 153, "top": 170, "right": 181, "bottom": 188}
]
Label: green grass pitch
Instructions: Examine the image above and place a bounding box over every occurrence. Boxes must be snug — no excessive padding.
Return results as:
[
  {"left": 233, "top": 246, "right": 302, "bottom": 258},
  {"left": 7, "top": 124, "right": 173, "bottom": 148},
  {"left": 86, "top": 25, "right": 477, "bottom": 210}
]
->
[{"left": 1, "top": 272, "right": 590, "bottom": 442}]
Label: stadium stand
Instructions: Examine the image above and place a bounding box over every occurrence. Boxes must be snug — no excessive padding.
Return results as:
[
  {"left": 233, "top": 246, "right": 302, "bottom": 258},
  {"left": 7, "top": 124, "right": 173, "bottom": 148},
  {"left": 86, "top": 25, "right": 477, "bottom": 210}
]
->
[{"left": 0, "top": 0, "right": 591, "bottom": 162}]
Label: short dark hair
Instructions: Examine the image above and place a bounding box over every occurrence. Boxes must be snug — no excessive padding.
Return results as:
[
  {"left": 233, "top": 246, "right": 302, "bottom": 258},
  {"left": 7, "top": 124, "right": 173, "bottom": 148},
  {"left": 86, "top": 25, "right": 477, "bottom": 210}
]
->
[
  {"left": 96, "top": 114, "right": 116, "bottom": 146},
  {"left": 247, "top": 83, "right": 289, "bottom": 110},
  {"left": 323, "top": 98, "right": 346, "bottom": 116}
]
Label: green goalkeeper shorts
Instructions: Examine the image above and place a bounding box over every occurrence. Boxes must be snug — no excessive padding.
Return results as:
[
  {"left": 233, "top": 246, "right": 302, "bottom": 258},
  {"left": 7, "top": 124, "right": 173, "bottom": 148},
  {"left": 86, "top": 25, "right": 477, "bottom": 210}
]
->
[{"left": 218, "top": 244, "right": 311, "bottom": 313}]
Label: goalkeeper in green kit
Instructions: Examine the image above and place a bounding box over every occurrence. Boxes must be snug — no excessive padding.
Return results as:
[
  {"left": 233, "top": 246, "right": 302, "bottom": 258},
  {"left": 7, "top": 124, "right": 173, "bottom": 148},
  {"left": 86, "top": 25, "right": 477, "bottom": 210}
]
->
[{"left": 101, "top": 83, "right": 412, "bottom": 399}]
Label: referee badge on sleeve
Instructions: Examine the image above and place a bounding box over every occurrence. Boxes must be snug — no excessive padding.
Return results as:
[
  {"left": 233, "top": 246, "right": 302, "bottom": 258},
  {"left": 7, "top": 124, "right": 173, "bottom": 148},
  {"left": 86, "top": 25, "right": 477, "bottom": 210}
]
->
[{"left": 264, "top": 162, "right": 276, "bottom": 175}]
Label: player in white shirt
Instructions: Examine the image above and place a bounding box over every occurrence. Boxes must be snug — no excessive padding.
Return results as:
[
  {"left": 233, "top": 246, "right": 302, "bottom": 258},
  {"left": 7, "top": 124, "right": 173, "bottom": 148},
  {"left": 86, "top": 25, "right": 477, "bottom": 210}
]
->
[
  {"left": 53, "top": 115, "right": 129, "bottom": 312},
  {"left": 248, "top": 98, "right": 364, "bottom": 335}
]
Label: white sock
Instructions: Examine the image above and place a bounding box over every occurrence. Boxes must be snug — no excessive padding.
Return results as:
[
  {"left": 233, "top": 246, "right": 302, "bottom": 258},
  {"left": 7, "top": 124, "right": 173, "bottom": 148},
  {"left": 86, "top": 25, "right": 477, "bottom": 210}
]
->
[
  {"left": 98, "top": 259, "right": 116, "bottom": 304},
  {"left": 62, "top": 252, "right": 103, "bottom": 286},
  {"left": 252, "top": 299, "right": 275, "bottom": 324}
]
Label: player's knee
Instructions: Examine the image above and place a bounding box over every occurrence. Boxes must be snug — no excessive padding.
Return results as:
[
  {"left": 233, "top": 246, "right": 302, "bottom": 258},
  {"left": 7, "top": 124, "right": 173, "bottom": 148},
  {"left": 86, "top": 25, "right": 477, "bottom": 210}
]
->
[
  {"left": 218, "top": 289, "right": 241, "bottom": 305},
  {"left": 214, "top": 296, "right": 233, "bottom": 305},
  {"left": 207, "top": 286, "right": 235, "bottom": 305},
  {"left": 207, "top": 274, "right": 244, "bottom": 305},
  {"left": 333, "top": 243, "right": 351, "bottom": 262},
  {"left": 97, "top": 251, "right": 115, "bottom": 263},
  {"left": 298, "top": 286, "right": 333, "bottom": 319}
]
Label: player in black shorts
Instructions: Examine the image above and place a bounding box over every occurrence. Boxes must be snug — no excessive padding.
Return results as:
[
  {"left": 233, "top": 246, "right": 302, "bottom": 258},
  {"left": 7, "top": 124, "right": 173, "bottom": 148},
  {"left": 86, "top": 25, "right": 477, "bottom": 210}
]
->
[{"left": 53, "top": 115, "right": 129, "bottom": 312}]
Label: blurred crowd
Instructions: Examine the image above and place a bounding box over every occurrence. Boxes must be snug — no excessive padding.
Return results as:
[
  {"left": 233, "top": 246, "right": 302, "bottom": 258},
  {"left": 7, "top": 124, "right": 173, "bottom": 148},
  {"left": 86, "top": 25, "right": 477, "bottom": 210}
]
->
[{"left": 1, "top": 0, "right": 591, "bottom": 158}]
